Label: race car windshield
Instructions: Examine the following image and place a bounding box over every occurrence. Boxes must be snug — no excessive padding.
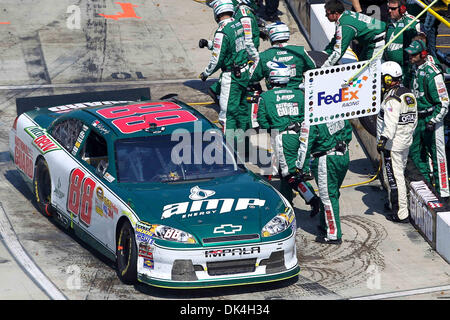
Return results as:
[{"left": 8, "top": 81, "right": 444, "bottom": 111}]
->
[{"left": 115, "top": 131, "right": 244, "bottom": 183}]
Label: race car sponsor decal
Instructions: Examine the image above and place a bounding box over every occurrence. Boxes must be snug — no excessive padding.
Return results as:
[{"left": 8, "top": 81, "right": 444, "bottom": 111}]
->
[
  {"left": 189, "top": 186, "right": 215, "bottom": 200},
  {"left": 103, "top": 172, "right": 115, "bottom": 183},
  {"left": 72, "top": 124, "right": 89, "bottom": 155},
  {"left": 94, "top": 186, "right": 118, "bottom": 219},
  {"left": 143, "top": 258, "right": 154, "bottom": 270},
  {"left": 53, "top": 178, "right": 65, "bottom": 199},
  {"left": 14, "top": 136, "right": 33, "bottom": 179},
  {"left": 161, "top": 198, "right": 266, "bottom": 220},
  {"left": 204, "top": 246, "right": 260, "bottom": 258},
  {"left": 91, "top": 120, "right": 110, "bottom": 134},
  {"left": 48, "top": 101, "right": 130, "bottom": 114},
  {"left": 96, "top": 102, "right": 198, "bottom": 134},
  {"left": 136, "top": 223, "right": 156, "bottom": 243},
  {"left": 138, "top": 242, "right": 154, "bottom": 259},
  {"left": 67, "top": 168, "right": 96, "bottom": 227},
  {"left": 25, "top": 127, "right": 61, "bottom": 154},
  {"left": 213, "top": 224, "right": 242, "bottom": 235}
]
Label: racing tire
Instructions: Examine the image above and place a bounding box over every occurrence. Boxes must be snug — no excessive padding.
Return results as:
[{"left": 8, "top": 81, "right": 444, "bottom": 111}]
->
[
  {"left": 33, "top": 158, "right": 53, "bottom": 217},
  {"left": 116, "top": 220, "right": 138, "bottom": 285}
]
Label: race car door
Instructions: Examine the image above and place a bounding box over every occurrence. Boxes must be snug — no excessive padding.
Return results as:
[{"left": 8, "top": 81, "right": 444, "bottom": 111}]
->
[
  {"left": 76, "top": 127, "right": 117, "bottom": 251},
  {"left": 49, "top": 118, "right": 89, "bottom": 228}
]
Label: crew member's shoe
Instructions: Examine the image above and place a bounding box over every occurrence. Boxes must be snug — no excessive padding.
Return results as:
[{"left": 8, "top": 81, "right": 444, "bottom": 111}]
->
[
  {"left": 317, "top": 225, "right": 326, "bottom": 234},
  {"left": 386, "top": 214, "right": 409, "bottom": 224},
  {"left": 315, "top": 236, "right": 342, "bottom": 245},
  {"left": 309, "top": 196, "right": 321, "bottom": 218}
]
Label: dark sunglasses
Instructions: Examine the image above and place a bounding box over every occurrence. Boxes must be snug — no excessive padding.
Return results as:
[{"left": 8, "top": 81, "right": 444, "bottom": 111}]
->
[{"left": 388, "top": 6, "right": 399, "bottom": 10}]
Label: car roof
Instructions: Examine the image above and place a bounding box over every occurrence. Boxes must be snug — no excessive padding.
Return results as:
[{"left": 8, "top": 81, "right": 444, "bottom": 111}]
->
[{"left": 51, "top": 99, "right": 217, "bottom": 139}]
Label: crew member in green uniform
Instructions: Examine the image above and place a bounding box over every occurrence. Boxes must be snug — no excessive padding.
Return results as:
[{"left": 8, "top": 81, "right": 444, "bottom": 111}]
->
[
  {"left": 322, "top": 0, "right": 386, "bottom": 67},
  {"left": 406, "top": 39, "right": 449, "bottom": 198},
  {"left": 250, "top": 21, "right": 317, "bottom": 90},
  {"left": 384, "top": 0, "right": 421, "bottom": 87},
  {"left": 199, "top": 0, "right": 251, "bottom": 145},
  {"left": 296, "top": 118, "right": 353, "bottom": 244},
  {"left": 203, "top": 0, "right": 262, "bottom": 132},
  {"left": 257, "top": 61, "right": 320, "bottom": 214}
]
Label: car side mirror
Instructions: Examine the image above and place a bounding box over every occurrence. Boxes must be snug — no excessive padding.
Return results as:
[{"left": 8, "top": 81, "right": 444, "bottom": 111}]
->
[{"left": 96, "top": 160, "right": 109, "bottom": 176}]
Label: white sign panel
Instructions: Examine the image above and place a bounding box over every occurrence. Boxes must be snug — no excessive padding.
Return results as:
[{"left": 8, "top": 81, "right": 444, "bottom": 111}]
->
[{"left": 304, "top": 59, "right": 381, "bottom": 125}]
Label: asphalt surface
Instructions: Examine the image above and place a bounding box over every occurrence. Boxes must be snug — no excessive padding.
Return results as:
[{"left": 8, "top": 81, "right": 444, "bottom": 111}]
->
[{"left": 0, "top": 0, "right": 449, "bottom": 301}]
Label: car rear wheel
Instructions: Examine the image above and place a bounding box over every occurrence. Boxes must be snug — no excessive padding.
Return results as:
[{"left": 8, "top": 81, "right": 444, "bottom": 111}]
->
[
  {"left": 33, "top": 157, "right": 53, "bottom": 217},
  {"left": 116, "top": 220, "right": 137, "bottom": 284}
]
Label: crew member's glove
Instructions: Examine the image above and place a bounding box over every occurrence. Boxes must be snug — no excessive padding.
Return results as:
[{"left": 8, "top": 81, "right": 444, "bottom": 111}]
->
[
  {"left": 294, "top": 168, "right": 305, "bottom": 181},
  {"left": 199, "top": 72, "right": 208, "bottom": 82},
  {"left": 199, "top": 39, "right": 208, "bottom": 49},
  {"left": 377, "top": 136, "right": 388, "bottom": 153},
  {"left": 292, "top": 168, "right": 314, "bottom": 182},
  {"left": 426, "top": 121, "right": 435, "bottom": 132}
]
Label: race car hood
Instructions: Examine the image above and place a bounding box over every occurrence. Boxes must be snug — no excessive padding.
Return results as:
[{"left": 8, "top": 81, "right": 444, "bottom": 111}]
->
[{"left": 115, "top": 172, "right": 288, "bottom": 243}]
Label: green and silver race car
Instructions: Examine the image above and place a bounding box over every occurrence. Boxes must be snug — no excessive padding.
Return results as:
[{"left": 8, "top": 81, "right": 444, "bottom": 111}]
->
[{"left": 9, "top": 94, "right": 299, "bottom": 288}]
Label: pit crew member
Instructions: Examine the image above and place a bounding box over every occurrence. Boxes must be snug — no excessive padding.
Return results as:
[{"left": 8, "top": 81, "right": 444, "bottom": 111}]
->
[
  {"left": 406, "top": 39, "right": 449, "bottom": 199},
  {"left": 257, "top": 61, "right": 320, "bottom": 214},
  {"left": 376, "top": 61, "right": 418, "bottom": 223}
]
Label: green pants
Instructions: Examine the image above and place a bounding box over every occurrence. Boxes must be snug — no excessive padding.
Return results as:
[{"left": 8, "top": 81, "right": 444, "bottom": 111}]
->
[
  {"left": 409, "top": 119, "right": 449, "bottom": 197},
  {"left": 210, "top": 79, "right": 260, "bottom": 132},
  {"left": 217, "top": 71, "right": 250, "bottom": 131},
  {"left": 311, "top": 151, "right": 349, "bottom": 240}
]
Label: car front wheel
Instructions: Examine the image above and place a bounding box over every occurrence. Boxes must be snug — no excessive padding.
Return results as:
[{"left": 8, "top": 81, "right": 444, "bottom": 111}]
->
[{"left": 116, "top": 220, "right": 137, "bottom": 284}]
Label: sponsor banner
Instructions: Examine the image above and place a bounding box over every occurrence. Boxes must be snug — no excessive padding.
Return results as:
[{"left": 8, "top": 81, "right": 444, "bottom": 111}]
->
[
  {"left": 304, "top": 59, "right": 381, "bottom": 125},
  {"left": 409, "top": 180, "right": 442, "bottom": 248}
]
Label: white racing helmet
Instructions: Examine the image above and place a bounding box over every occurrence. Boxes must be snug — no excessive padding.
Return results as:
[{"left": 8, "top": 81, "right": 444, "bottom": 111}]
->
[
  {"left": 236, "top": 0, "right": 255, "bottom": 6},
  {"left": 209, "top": 0, "right": 235, "bottom": 21},
  {"left": 266, "top": 21, "right": 290, "bottom": 43},
  {"left": 267, "top": 61, "right": 291, "bottom": 85},
  {"left": 381, "top": 61, "right": 402, "bottom": 86}
]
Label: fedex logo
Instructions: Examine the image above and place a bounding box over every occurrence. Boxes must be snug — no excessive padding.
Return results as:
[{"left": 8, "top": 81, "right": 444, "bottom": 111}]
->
[
  {"left": 317, "top": 75, "right": 368, "bottom": 106},
  {"left": 317, "top": 87, "right": 359, "bottom": 106}
]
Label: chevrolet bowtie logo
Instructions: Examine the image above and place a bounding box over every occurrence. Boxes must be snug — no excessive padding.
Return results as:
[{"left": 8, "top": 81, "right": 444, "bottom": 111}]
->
[{"left": 213, "top": 224, "right": 242, "bottom": 235}]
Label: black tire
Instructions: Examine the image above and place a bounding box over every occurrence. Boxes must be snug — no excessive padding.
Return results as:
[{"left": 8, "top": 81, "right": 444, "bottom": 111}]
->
[
  {"left": 33, "top": 157, "right": 53, "bottom": 217},
  {"left": 116, "top": 220, "right": 137, "bottom": 284}
]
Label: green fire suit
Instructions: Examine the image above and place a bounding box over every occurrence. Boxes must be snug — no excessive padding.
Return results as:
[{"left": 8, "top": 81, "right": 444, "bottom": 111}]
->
[
  {"left": 323, "top": 10, "right": 386, "bottom": 67},
  {"left": 251, "top": 43, "right": 317, "bottom": 90},
  {"left": 257, "top": 87, "right": 317, "bottom": 204},
  {"left": 384, "top": 12, "right": 421, "bottom": 87},
  {"left": 202, "top": 17, "right": 250, "bottom": 134},
  {"left": 233, "top": 2, "right": 260, "bottom": 62},
  {"left": 410, "top": 58, "right": 449, "bottom": 198},
  {"left": 209, "top": 4, "right": 261, "bottom": 132},
  {"left": 296, "top": 120, "right": 353, "bottom": 240}
]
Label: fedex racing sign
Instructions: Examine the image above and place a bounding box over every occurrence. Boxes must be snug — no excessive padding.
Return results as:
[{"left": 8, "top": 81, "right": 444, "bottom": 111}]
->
[{"left": 304, "top": 60, "right": 381, "bottom": 125}]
